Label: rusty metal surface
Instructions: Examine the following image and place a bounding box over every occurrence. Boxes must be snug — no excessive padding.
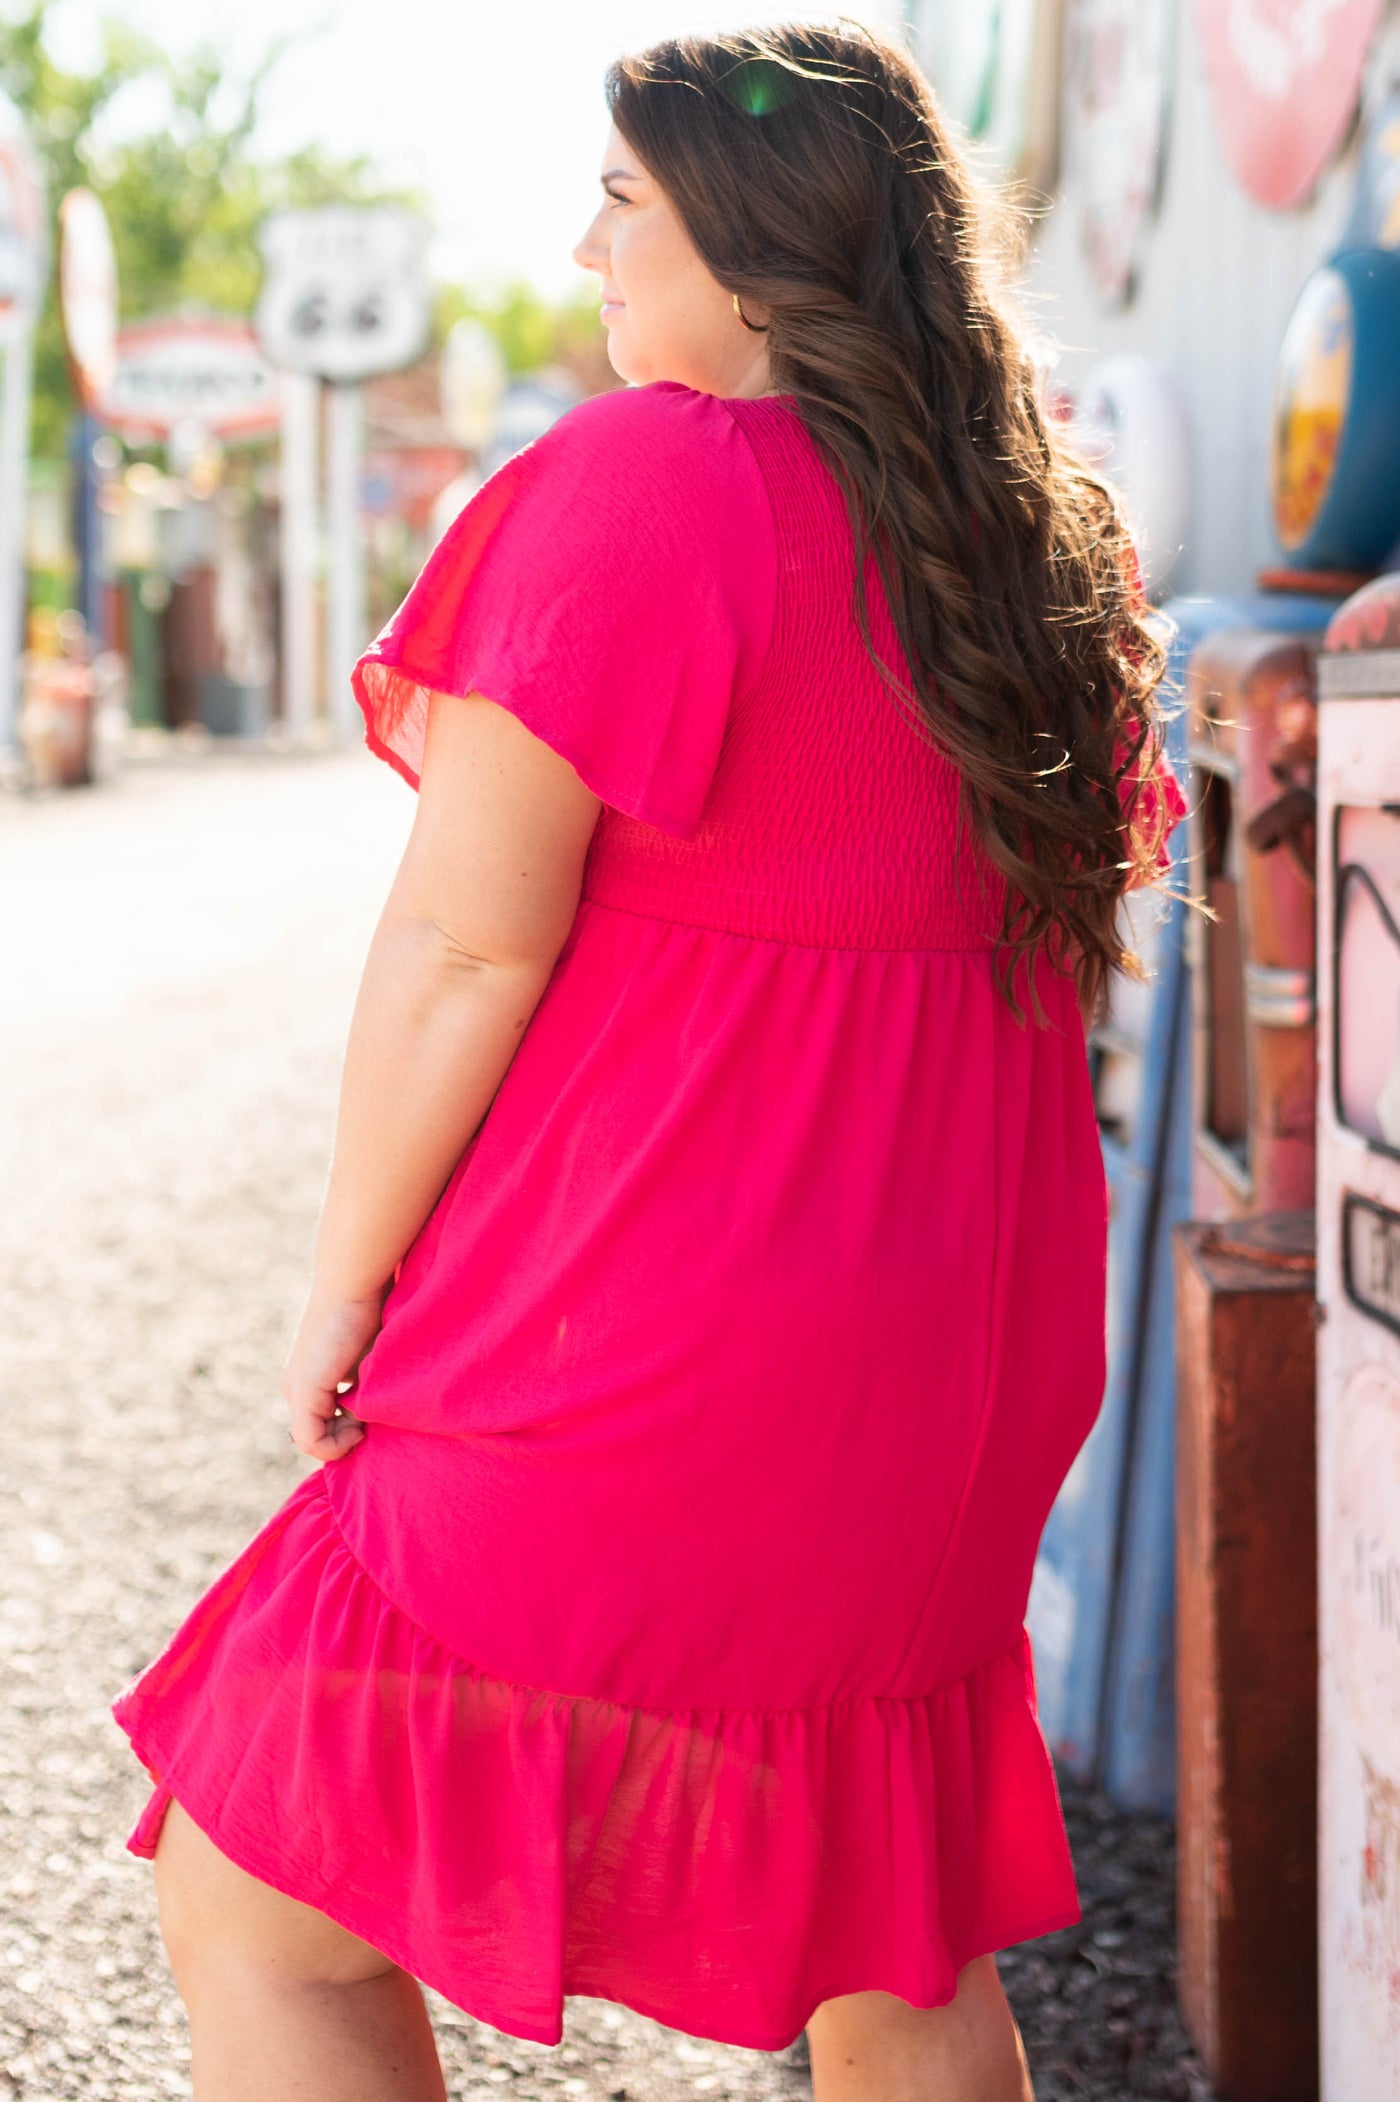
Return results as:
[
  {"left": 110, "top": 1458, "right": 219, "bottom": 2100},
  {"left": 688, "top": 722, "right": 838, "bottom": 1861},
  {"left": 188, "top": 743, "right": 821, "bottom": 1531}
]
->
[
  {"left": 1256, "top": 568, "right": 1374, "bottom": 599},
  {"left": 1196, "top": 1207, "right": 1316, "bottom": 1270},
  {"left": 1173, "top": 1218, "right": 1319, "bottom": 2102}
]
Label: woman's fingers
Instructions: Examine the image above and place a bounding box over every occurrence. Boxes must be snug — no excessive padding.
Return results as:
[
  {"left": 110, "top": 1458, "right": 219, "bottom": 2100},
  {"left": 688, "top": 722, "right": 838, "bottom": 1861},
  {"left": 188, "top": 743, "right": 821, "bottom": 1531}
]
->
[
  {"left": 286, "top": 1381, "right": 366, "bottom": 1463},
  {"left": 279, "top": 1287, "right": 385, "bottom": 1461}
]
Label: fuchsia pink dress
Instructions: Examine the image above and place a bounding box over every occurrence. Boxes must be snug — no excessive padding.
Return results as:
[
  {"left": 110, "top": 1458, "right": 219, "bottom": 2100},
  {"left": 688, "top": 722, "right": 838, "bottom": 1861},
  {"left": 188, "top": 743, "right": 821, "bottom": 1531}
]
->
[{"left": 112, "top": 380, "right": 1186, "bottom": 2050}]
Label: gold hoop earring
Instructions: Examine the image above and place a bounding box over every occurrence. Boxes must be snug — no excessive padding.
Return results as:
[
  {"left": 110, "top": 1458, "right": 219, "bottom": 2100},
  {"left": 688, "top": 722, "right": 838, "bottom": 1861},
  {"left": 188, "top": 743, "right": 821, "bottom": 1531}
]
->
[{"left": 732, "top": 291, "right": 770, "bottom": 333}]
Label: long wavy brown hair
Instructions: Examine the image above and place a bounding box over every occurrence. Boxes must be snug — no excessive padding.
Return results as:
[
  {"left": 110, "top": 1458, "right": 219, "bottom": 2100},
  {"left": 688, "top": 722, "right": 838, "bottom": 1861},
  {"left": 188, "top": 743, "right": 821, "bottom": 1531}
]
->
[{"left": 606, "top": 15, "right": 1180, "bottom": 1025}]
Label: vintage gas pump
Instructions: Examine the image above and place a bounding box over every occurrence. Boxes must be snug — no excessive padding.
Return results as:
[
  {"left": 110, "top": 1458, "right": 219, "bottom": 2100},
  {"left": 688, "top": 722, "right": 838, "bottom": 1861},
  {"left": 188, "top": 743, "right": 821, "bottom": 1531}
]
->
[
  {"left": 1172, "top": 613, "right": 1333, "bottom": 2101},
  {"left": 1186, "top": 625, "right": 1325, "bottom": 1217},
  {"left": 1166, "top": 593, "right": 1348, "bottom": 2097},
  {"left": 1031, "top": 592, "right": 1336, "bottom": 1818},
  {"left": 1314, "top": 572, "right": 1400, "bottom": 2100}
]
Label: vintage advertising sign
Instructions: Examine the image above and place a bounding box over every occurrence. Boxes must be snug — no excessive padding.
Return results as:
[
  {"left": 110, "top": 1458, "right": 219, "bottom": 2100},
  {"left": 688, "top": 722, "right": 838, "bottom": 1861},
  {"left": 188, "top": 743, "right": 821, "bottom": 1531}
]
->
[
  {"left": 1270, "top": 250, "right": 1400, "bottom": 569},
  {"left": 1194, "top": 0, "right": 1384, "bottom": 210},
  {"left": 1272, "top": 265, "right": 1353, "bottom": 554},
  {"left": 100, "top": 312, "right": 281, "bottom": 442},
  {"left": 1063, "top": 352, "right": 1192, "bottom": 595},
  {"left": 255, "top": 206, "right": 430, "bottom": 382},
  {"left": 0, "top": 98, "right": 46, "bottom": 345},
  {"left": 439, "top": 317, "right": 507, "bottom": 451},
  {"left": 1064, "top": 0, "right": 1175, "bottom": 309},
  {"left": 58, "top": 187, "right": 118, "bottom": 406},
  {"left": 1315, "top": 580, "right": 1400, "bottom": 2096},
  {"left": 915, "top": 0, "right": 1064, "bottom": 193}
]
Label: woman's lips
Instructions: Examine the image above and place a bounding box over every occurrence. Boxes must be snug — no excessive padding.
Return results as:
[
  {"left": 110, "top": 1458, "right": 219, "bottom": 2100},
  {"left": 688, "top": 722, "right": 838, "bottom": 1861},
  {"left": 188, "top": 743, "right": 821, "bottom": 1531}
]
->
[{"left": 600, "top": 298, "right": 624, "bottom": 321}]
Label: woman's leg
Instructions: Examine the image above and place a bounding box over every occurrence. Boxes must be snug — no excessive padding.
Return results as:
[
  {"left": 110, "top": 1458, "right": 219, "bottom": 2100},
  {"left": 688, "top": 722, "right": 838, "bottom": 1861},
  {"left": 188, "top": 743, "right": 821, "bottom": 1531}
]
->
[
  {"left": 152, "top": 1796, "right": 448, "bottom": 2102},
  {"left": 805, "top": 1958, "right": 1035, "bottom": 2102}
]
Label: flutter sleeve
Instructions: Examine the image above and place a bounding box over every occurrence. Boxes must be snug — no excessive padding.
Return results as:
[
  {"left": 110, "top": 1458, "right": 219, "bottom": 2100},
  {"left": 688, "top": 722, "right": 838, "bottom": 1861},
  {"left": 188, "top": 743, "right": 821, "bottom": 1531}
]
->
[{"left": 351, "top": 381, "right": 778, "bottom": 839}]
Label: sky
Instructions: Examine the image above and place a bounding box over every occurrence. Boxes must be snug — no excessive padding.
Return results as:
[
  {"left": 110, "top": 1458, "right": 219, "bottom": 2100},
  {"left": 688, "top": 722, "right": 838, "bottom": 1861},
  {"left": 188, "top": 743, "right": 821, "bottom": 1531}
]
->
[{"left": 35, "top": 0, "right": 909, "bottom": 300}]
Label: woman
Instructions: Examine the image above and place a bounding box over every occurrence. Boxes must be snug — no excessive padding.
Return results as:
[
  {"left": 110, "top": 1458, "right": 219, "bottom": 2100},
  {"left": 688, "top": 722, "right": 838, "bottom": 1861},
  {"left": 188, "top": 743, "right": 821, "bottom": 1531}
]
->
[{"left": 113, "top": 19, "right": 1186, "bottom": 2102}]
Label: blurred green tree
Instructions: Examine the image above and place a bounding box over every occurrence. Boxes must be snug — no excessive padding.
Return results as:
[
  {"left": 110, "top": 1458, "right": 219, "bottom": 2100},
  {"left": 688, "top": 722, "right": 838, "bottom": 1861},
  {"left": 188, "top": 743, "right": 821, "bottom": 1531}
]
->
[{"left": 0, "top": 4, "right": 448, "bottom": 458}]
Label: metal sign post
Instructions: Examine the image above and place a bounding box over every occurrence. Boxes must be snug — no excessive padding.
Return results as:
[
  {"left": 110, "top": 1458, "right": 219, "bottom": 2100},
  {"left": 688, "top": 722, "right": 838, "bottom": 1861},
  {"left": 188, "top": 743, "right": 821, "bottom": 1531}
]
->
[
  {"left": 278, "top": 371, "right": 319, "bottom": 743},
  {"left": 325, "top": 380, "right": 365, "bottom": 745},
  {"left": 0, "top": 98, "right": 47, "bottom": 759},
  {"left": 0, "top": 313, "right": 35, "bottom": 759},
  {"left": 58, "top": 188, "right": 119, "bottom": 650},
  {"left": 255, "top": 206, "right": 430, "bottom": 745}
]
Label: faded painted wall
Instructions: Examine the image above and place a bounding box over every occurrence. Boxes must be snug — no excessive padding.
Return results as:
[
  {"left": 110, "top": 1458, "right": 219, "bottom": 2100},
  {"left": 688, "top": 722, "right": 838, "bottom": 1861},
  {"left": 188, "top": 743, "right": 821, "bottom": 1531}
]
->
[{"left": 904, "top": 1, "right": 1400, "bottom": 595}]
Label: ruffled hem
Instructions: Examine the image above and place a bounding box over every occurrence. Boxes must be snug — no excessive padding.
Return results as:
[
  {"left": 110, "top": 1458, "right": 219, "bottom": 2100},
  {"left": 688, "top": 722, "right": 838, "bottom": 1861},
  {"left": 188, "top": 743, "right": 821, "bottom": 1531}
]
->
[{"left": 111, "top": 1469, "right": 1081, "bottom": 2051}]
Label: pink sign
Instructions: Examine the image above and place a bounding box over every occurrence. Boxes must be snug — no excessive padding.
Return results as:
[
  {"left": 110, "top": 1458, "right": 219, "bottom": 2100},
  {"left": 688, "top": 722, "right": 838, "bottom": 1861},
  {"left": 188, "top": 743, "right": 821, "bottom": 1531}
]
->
[{"left": 1195, "top": 0, "right": 1384, "bottom": 209}]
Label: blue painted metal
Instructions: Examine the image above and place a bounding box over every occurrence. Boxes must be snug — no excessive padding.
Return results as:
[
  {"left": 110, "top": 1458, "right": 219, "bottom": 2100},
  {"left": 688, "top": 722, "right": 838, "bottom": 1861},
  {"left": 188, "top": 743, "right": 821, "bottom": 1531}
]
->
[
  {"left": 1096, "top": 588, "right": 1340, "bottom": 1810},
  {"left": 1028, "top": 674, "right": 1195, "bottom": 1779},
  {"left": 1030, "top": 590, "right": 1339, "bottom": 1803},
  {"left": 1099, "top": 939, "right": 1191, "bottom": 1812}
]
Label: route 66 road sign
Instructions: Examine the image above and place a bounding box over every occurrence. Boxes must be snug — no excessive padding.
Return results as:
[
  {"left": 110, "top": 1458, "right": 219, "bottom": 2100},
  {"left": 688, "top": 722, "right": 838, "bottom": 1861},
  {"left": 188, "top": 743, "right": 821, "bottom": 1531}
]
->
[{"left": 255, "top": 205, "right": 430, "bottom": 381}]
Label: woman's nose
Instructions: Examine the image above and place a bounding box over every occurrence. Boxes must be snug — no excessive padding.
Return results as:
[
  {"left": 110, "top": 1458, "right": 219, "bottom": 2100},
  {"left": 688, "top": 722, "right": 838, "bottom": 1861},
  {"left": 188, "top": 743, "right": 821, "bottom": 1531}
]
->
[{"left": 572, "top": 209, "right": 607, "bottom": 275}]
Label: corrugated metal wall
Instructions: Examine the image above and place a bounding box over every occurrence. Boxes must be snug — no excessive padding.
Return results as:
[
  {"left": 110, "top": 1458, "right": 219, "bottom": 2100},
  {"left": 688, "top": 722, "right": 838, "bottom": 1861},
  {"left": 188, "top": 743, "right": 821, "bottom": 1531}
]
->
[{"left": 904, "top": 1, "right": 1400, "bottom": 595}]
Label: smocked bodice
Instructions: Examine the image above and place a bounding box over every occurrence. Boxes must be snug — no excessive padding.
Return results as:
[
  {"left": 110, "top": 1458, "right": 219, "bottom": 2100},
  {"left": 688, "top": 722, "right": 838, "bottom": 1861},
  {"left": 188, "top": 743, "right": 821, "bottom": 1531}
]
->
[{"left": 583, "top": 395, "right": 1007, "bottom": 951}]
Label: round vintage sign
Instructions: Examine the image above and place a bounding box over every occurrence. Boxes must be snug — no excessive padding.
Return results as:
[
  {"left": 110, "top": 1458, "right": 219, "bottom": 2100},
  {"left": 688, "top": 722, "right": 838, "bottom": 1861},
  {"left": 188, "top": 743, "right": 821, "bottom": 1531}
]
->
[
  {"left": 1195, "top": 0, "right": 1384, "bottom": 210},
  {"left": 1065, "top": 353, "right": 1192, "bottom": 595},
  {"left": 100, "top": 312, "right": 281, "bottom": 442},
  {"left": 439, "top": 318, "right": 507, "bottom": 451},
  {"left": 1064, "top": 0, "right": 1176, "bottom": 310},
  {"left": 918, "top": 0, "right": 1063, "bottom": 194},
  {"left": 1270, "top": 249, "right": 1400, "bottom": 568},
  {"left": 59, "top": 187, "right": 118, "bottom": 405},
  {"left": 0, "top": 94, "right": 46, "bottom": 345}
]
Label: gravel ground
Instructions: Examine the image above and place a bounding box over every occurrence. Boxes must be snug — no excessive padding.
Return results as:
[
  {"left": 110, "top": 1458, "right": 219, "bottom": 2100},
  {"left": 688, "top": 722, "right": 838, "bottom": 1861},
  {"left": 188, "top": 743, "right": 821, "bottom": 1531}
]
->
[{"left": 1, "top": 747, "right": 1216, "bottom": 2100}]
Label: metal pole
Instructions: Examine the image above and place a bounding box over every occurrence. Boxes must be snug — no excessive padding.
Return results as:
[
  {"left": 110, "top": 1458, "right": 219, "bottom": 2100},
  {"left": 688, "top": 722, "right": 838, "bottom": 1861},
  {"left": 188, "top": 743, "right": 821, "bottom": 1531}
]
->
[
  {"left": 279, "top": 369, "right": 319, "bottom": 740},
  {"left": 325, "top": 379, "right": 365, "bottom": 746},
  {"left": 69, "top": 404, "right": 102, "bottom": 643},
  {"left": 0, "top": 326, "right": 33, "bottom": 755}
]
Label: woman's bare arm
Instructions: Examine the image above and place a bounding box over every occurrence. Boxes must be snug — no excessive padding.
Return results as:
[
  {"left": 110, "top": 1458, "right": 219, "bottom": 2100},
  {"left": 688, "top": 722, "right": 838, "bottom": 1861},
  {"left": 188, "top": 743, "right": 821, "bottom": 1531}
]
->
[{"left": 310, "top": 685, "right": 602, "bottom": 1304}]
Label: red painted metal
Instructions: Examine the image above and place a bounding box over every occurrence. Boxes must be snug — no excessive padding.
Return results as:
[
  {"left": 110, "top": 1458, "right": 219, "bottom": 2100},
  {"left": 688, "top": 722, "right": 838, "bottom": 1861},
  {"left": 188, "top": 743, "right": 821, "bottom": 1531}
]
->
[
  {"left": 1323, "top": 570, "right": 1400, "bottom": 654},
  {"left": 1173, "top": 1211, "right": 1319, "bottom": 2102}
]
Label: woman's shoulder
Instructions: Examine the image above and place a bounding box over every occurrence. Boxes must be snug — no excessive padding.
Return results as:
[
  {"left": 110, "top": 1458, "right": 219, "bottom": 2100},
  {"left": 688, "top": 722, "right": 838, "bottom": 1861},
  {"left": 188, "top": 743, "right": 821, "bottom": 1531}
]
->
[
  {"left": 550, "top": 377, "right": 741, "bottom": 441},
  {"left": 529, "top": 381, "right": 766, "bottom": 504}
]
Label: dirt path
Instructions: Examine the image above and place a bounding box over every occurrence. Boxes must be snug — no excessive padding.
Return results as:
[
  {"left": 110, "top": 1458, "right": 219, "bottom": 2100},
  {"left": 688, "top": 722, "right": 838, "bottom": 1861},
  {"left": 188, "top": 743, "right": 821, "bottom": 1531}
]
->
[{"left": 0, "top": 749, "right": 1212, "bottom": 2101}]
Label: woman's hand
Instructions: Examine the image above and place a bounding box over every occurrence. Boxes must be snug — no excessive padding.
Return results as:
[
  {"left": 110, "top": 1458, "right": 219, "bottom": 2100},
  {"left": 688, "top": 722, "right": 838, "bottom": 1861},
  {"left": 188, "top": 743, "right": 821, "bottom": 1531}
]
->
[{"left": 280, "top": 1281, "right": 391, "bottom": 1463}]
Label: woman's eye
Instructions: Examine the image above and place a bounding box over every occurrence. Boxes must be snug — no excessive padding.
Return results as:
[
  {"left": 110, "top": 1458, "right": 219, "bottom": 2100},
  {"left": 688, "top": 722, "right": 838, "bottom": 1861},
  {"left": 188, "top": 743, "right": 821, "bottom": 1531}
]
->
[{"left": 605, "top": 189, "right": 629, "bottom": 207}]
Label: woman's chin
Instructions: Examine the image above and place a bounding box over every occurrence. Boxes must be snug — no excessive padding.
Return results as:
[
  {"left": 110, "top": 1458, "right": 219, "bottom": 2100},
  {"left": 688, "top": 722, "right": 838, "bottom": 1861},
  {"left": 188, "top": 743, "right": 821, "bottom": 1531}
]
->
[{"left": 605, "top": 331, "right": 645, "bottom": 386}]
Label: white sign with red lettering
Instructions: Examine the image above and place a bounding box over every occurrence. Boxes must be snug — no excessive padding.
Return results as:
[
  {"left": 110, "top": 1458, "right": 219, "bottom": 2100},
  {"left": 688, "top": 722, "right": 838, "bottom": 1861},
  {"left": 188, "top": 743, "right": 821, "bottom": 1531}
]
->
[
  {"left": 0, "top": 106, "right": 45, "bottom": 346},
  {"left": 101, "top": 312, "right": 281, "bottom": 441},
  {"left": 1066, "top": 0, "right": 1175, "bottom": 310}
]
